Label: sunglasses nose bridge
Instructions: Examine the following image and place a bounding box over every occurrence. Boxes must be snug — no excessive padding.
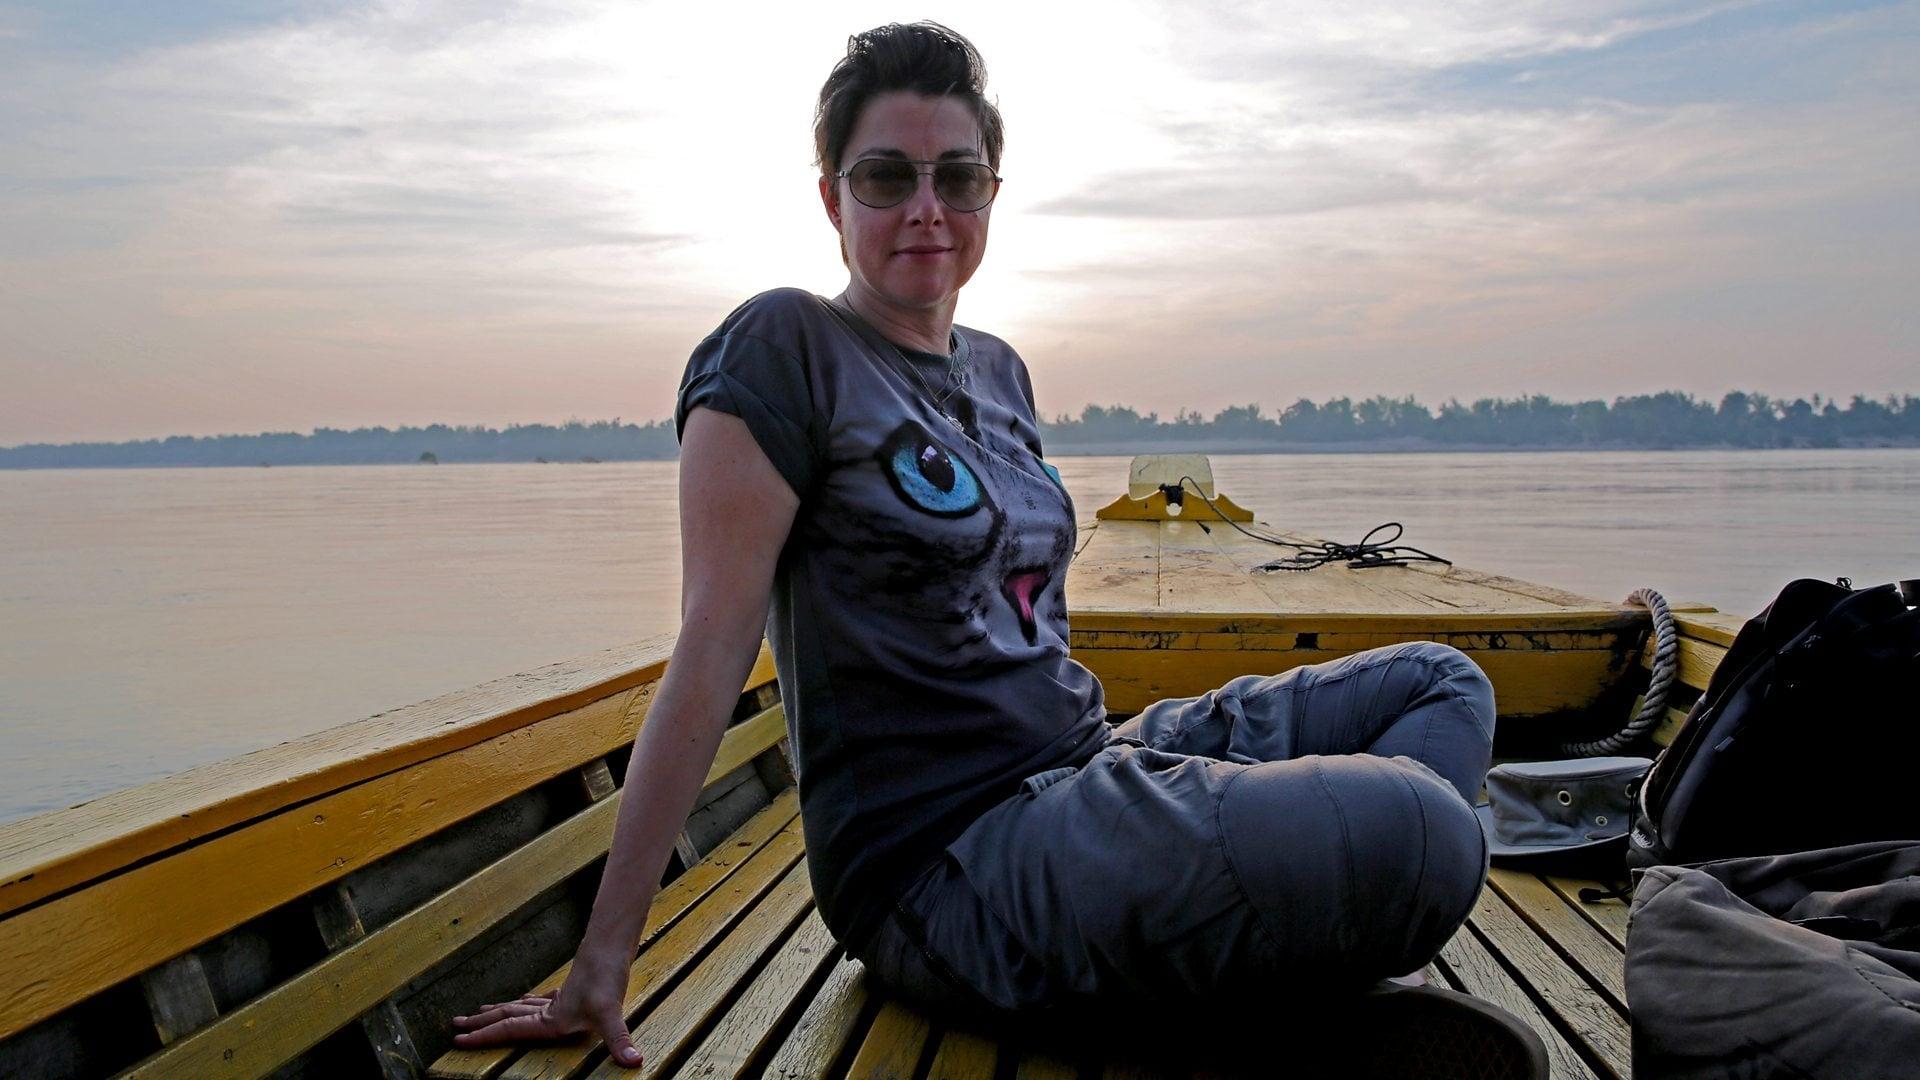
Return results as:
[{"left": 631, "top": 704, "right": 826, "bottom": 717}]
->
[{"left": 899, "top": 168, "right": 945, "bottom": 219}]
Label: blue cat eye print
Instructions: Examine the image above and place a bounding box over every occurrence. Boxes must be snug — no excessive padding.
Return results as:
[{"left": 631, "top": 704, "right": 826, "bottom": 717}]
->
[{"left": 878, "top": 423, "right": 985, "bottom": 517}]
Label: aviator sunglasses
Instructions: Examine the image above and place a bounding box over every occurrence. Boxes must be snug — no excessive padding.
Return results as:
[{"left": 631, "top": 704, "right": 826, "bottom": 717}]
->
[{"left": 837, "top": 158, "right": 1003, "bottom": 213}]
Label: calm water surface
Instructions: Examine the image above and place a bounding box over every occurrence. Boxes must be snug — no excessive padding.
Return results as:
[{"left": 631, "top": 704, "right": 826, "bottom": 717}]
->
[{"left": 3, "top": 449, "right": 1914, "bottom": 823}]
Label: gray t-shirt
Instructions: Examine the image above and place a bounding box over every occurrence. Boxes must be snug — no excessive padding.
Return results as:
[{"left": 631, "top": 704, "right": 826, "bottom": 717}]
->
[{"left": 675, "top": 288, "right": 1109, "bottom": 948}]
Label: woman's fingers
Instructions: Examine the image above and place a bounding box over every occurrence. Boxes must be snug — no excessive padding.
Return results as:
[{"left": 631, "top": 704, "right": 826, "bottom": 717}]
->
[
  {"left": 450, "top": 1002, "right": 553, "bottom": 1035},
  {"left": 450, "top": 1007, "right": 583, "bottom": 1049},
  {"left": 452, "top": 996, "right": 553, "bottom": 1028}
]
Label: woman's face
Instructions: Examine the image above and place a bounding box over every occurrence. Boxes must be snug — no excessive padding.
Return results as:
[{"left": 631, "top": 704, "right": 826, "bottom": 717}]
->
[{"left": 820, "top": 91, "right": 993, "bottom": 317}]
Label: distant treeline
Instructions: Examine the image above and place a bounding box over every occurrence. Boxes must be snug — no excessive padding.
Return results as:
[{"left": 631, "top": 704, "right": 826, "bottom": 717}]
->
[
  {"left": 3, "top": 391, "right": 1917, "bottom": 468},
  {"left": 1046, "top": 391, "right": 1920, "bottom": 448}
]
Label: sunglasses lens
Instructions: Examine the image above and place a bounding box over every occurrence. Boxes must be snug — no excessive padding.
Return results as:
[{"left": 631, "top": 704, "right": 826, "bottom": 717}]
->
[
  {"left": 850, "top": 160, "right": 917, "bottom": 207},
  {"left": 935, "top": 163, "right": 995, "bottom": 212},
  {"left": 848, "top": 160, "right": 998, "bottom": 211}
]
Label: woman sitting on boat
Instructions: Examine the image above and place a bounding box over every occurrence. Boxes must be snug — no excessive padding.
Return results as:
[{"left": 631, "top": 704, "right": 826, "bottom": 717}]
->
[{"left": 455, "top": 21, "right": 1499, "bottom": 1067}]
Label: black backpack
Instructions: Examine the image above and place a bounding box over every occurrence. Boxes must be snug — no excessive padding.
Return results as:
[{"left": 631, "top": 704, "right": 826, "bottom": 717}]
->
[{"left": 1626, "top": 578, "right": 1920, "bottom": 871}]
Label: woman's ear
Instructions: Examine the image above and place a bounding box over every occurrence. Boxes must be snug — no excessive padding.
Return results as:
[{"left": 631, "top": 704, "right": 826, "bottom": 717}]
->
[{"left": 818, "top": 174, "right": 841, "bottom": 230}]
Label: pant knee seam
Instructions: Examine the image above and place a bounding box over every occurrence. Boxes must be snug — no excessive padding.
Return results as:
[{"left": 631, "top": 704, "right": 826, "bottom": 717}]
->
[
  {"left": 1212, "top": 767, "right": 1287, "bottom": 961},
  {"left": 1310, "top": 759, "right": 1359, "bottom": 953}
]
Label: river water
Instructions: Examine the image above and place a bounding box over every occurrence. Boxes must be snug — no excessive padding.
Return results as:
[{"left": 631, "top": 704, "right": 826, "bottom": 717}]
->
[{"left": 2, "top": 449, "right": 1914, "bottom": 823}]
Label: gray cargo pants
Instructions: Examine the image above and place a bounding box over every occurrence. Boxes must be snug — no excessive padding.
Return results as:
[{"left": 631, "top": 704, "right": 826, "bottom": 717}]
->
[{"left": 861, "top": 641, "right": 1496, "bottom": 1012}]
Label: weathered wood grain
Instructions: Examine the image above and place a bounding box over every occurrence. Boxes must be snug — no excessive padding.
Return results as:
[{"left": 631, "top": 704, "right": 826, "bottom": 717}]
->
[
  {"left": 493, "top": 822, "right": 806, "bottom": 1080},
  {"left": 137, "top": 952, "right": 219, "bottom": 1046},
  {"left": 312, "top": 883, "right": 424, "bottom": 1080},
  {"left": 668, "top": 911, "right": 840, "bottom": 1079},
  {"left": 1643, "top": 634, "right": 1727, "bottom": 693},
  {"left": 1468, "top": 887, "right": 1631, "bottom": 1079},
  {"left": 429, "top": 794, "right": 799, "bottom": 1080},
  {"left": 761, "top": 956, "right": 871, "bottom": 1080},
  {"left": 844, "top": 1001, "right": 931, "bottom": 1079},
  {"left": 0, "top": 680, "right": 788, "bottom": 1043},
  {"left": 924, "top": 1027, "right": 999, "bottom": 1079},
  {"left": 1487, "top": 870, "right": 1627, "bottom": 1013},
  {"left": 591, "top": 863, "right": 814, "bottom": 1080},
  {"left": 1076, "top": 642, "right": 1626, "bottom": 718},
  {"left": 0, "top": 638, "right": 775, "bottom": 919},
  {"left": 1545, "top": 876, "right": 1630, "bottom": 951},
  {"left": 1439, "top": 929, "right": 1599, "bottom": 1080},
  {"left": 1065, "top": 519, "right": 1160, "bottom": 610},
  {"left": 120, "top": 765, "right": 665, "bottom": 1078}
]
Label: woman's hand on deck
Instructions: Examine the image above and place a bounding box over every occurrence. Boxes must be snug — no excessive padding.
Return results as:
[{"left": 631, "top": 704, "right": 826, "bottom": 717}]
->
[{"left": 449, "top": 945, "right": 643, "bottom": 1067}]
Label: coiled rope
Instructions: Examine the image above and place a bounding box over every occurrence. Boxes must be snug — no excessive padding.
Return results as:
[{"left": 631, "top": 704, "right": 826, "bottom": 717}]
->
[
  {"left": 1160, "top": 476, "right": 1674, "bottom": 754},
  {"left": 1561, "top": 587, "right": 1677, "bottom": 757},
  {"left": 1161, "top": 478, "right": 1452, "bottom": 572}
]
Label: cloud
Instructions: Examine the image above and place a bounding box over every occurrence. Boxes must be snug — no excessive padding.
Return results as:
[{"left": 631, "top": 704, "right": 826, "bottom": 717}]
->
[{"left": 0, "top": 0, "right": 1914, "bottom": 444}]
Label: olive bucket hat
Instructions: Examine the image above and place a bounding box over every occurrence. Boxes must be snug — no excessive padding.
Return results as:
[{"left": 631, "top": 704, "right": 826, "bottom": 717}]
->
[{"left": 1473, "top": 756, "right": 1653, "bottom": 861}]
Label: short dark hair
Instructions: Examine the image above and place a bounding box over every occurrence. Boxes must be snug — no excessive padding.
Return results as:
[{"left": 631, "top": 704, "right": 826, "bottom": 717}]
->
[{"left": 813, "top": 22, "right": 1004, "bottom": 179}]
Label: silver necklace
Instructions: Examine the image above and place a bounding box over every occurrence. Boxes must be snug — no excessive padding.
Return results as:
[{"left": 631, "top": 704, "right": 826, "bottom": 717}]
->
[{"left": 890, "top": 341, "right": 972, "bottom": 432}]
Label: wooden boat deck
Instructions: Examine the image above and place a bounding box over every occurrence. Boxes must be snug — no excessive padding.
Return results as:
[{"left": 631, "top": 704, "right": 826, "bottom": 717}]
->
[
  {"left": 1069, "top": 515, "right": 1623, "bottom": 620},
  {"left": 1064, "top": 511, "right": 1648, "bottom": 736},
  {"left": 4, "top": 469, "right": 1735, "bottom": 1078}
]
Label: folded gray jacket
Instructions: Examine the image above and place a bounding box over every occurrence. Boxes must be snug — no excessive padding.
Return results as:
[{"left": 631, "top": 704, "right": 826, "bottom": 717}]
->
[{"left": 1627, "top": 839, "right": 1920, "bottom": 1079}]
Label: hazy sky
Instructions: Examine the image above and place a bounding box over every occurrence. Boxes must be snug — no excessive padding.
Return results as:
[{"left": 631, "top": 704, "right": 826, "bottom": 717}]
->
[{"left": 2, "top": 1, "right": 1915, "bottom": 445}]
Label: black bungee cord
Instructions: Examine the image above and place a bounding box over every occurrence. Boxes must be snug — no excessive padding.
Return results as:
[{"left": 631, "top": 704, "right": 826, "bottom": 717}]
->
[{"left": 1161, "top": 477, "right": 1452, "bottom": 573}]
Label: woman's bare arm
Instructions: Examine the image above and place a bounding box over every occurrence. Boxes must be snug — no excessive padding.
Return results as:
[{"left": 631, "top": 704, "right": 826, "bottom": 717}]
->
[{"left": 451, "top": 407, "right": 799, "bottom": 1066}]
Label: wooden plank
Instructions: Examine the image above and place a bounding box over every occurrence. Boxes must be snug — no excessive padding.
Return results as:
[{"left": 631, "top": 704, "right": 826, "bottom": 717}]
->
[
  {"left": 1652, "top": 704, "right": 1690, "bottom": 748},
  {"left": 137, "top": 952, "right": 219, "bottom": 1046},
  {"left": 1072, "top": 518, "right": 1100, "bottom": 560},
  {"left": 312, "top": 883, "right": 425, "bottom": 1080},
  {"left": 0, "top": 640, "right": 778, "bottom": 919},
  {"left": 1467, "top": 887, "right": 1631, "bottom": 1079},
  {"left": 0, "top": 682, "right": 625, "bottom": 1042},
  {"left": 1159, "top": 519, "right": 1282, "bottom": 613},
  {"left": 1403, "top": 562, "right": 1617, "bottom": 611},
  {"left": 1065, "top": 519, "right": 1160, "bottom": 610},
  {"left": 1673, "top": 611, "right": 1743, "bottom": 648},
  {"left": 1073, "top": 628, "right": 1624, "bottom": 652},
  {"left": 1486, "top": 870, "right": 1627, "bottom": 1013},
  {"left": 844, "top": 1000, "right": 931, "bottom": 1080},
  {"left": 668, "top": 911, "right": 840, "bottom": 1079},
  {"left": 705, "top": 706, "right": 785, "bottom": 790},
  {"left": 923, "top": 1026, "right": 999, "bottom": 1079},
  {"left": 1209, "top": 526, "right": 1605, "bottom": 615},
  {"left": 1076, "top": 644, "right": 1625, "bottom": 718},
  {"left": 1, "top": 675, "right": 789, "bottom": 1043},
  {"left": 589, "top": 863, "right": 815, "bottom": 1080},
  {"left": 1642, "top": 634, "right": 1727, "bottom": 692},
  {"left": 430, "top": 793, "right": 799, "bottom": 1080},
  {"left": 119, "top": 765, "right": 671, "bottom": 1078},
  {"left": 1545, "top": 877, "right": 1630, "bottom": 951},
  {"left": 490, "top": 821, "right": 807, "bottom": 1080},
  {"left": 1070, "top": 609, "right": 1641, "bottom": 635},
  {"left": 761, "top": 956, "right": 872, "bottom": 1079},
  {"left": 1438, "top": 929, "right": 1598, "bottom": 1080},
  {"left": 576, "top": 759, "right": 618, "bottom": 803}
]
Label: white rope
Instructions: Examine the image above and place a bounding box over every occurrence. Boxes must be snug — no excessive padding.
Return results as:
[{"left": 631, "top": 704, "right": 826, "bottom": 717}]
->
[{"left": 1562, "top": 587, "right": 1678, "bottom": 757}]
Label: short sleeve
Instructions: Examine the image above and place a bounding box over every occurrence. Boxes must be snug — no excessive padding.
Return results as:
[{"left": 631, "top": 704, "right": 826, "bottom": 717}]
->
[{"left": 675, "top": 330, "right": 818, "bottom": 497}]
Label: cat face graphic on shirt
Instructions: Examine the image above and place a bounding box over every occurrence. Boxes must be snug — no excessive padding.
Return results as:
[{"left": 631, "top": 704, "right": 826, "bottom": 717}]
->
[{"left": 814, "top": 419, "right": 1073, "bottom": 660}]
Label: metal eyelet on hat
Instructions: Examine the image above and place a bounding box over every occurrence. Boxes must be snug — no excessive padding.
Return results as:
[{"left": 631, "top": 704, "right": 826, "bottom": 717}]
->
[
  {"left": 1556, "top": 790, "right": 1573, "bottom": 805},
  {"left": 1595, "top": 815, "right": 1609, "bottom": 827}
]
